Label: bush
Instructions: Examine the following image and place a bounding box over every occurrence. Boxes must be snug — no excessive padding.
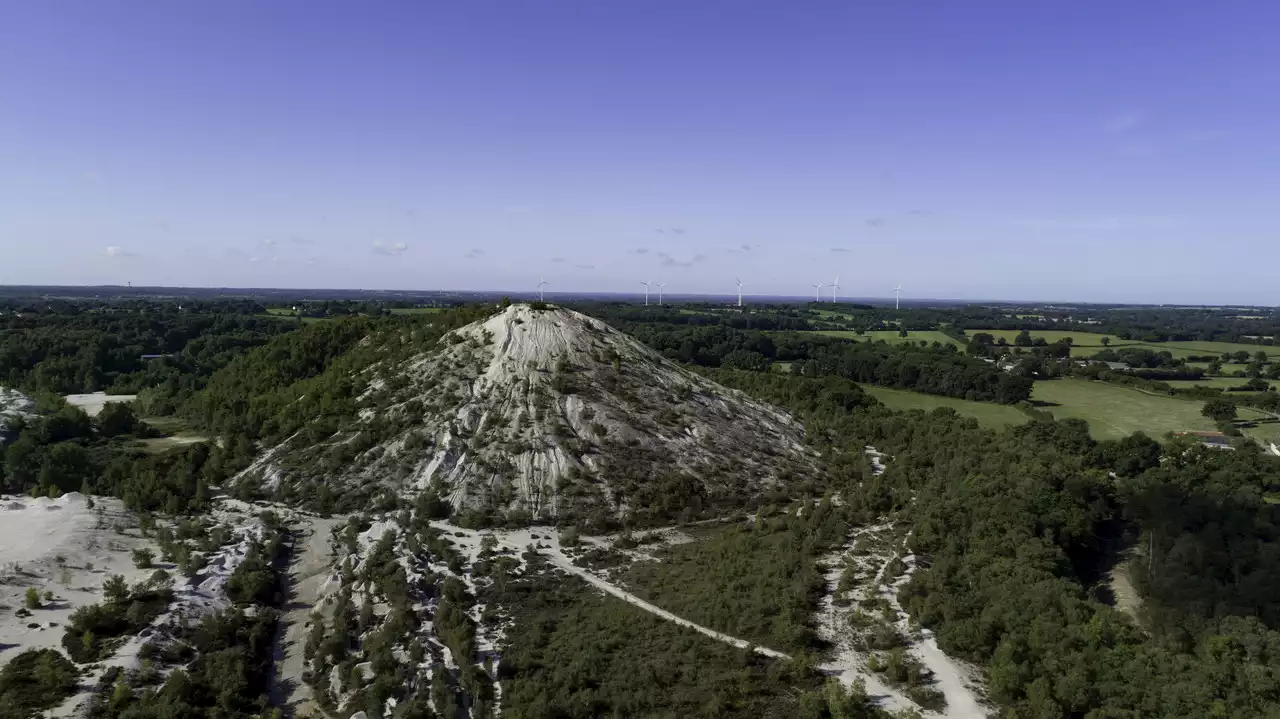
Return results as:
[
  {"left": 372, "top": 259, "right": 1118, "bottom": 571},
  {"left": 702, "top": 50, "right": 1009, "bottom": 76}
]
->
[
  {"left": 24, "top": 587, "right": 41, "bottom": 609},
  {"left": 132, "top": 548, "right": 154, "bottom": 569},
  {"left": 0, "top": 648, "right": 79, "bottom": 715}
]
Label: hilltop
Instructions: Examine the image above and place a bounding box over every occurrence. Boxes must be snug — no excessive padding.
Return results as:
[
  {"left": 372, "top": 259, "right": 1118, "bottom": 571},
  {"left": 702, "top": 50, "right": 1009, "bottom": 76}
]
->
[{"left": 237, "top": 304, "right": 816, "bottom": 526}]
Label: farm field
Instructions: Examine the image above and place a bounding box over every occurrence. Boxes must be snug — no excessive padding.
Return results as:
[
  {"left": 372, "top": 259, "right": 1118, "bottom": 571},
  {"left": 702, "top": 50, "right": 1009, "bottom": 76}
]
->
[
  {"left": 962, "top": 329, "right": 1275, "bottom": 360},
  {"left": 1162, "top": 377, "right": 1274, "bottom": 392},
  {"left": 255, "top": 312, "right": 327, "bottom": 323},
  {"left": 1030, "top": 379, "right": 1272, "bottom": 440},
  {"left": 807, "top": 329, "right": 964, "bottom": 348},
  {"left": 388, "top": 307, "right": 448, "bottom": 315},
  {"left": 860, "top": 386, "right": 1028, "bottom": 430}
]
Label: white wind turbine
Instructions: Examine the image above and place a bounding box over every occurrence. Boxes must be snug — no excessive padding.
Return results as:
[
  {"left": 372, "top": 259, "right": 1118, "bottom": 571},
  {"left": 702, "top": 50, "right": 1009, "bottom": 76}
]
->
[
  {"left": 811, "top": 281, "right": 826, "bottom": 302},
  {"left": 735, "top": 277, "right": 744, "bottom": 307},
  {"left": 893, "top": 284, "right": 902, "bottom": 310},
  {"left": 830, "top": 274, "right": 841, "bottom": 303},
  {"left": 640, "top": 280, "right": 651, "bottom": 306},
  {"left": 656, "top": 282, "right": 666, "bottom": 305},
  {"left": 538, "top": 276, "right": 548, "bottom": 302}
]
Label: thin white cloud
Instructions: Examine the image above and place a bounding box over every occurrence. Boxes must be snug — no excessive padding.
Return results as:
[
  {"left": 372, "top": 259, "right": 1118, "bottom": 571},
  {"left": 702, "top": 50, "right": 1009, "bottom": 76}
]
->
[
  {"left": 463, "top": 248, "right": 485, "bottom": 259},
  {"left": 1104, "top": 110, "right": 1147, "bottom": 134},
  {"left": 103, "top": 246, "right": 135, "bottom": 258},
  {"left": 372, "top": 241, "right": 409, "bottom": 256},
  {"left": 830, "top": 247, "right": 852, "bottom": 253},
  {"left": 550, "top": 256, "right": 566, "bottom": 263},
  {"left": 573, "top": 263, "right": 595, "bottom": 270},
  {"left": 629, "top": 248, "right": 650, "bottom": 255},
  {"left": 655, "top": 228, "right": 687, "bottom": 235},
  {"left": 865, "top": 217, "right": 886, "bottom": 227}
]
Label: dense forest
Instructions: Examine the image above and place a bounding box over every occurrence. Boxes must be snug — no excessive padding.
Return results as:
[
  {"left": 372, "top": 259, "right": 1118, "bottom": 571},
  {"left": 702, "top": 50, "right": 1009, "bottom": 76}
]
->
[{"left": 717, "top": 366, "right": 1280, "bottom": 718}]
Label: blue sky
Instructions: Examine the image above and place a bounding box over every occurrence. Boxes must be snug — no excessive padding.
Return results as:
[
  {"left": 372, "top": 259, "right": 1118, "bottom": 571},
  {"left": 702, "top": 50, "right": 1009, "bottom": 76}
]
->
[{"left": 1, "top": 2, "right": 1277, "bottom": 304}]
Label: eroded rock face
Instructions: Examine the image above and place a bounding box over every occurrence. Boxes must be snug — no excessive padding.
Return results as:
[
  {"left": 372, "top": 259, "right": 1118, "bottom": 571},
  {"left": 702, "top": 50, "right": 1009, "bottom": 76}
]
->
[{"left": 242, "top": 305, "right": 815, "bottom": 523}]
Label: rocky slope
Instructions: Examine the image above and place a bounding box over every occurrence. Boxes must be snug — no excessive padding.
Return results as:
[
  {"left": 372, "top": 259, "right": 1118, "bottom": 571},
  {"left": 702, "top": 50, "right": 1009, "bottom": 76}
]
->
[{"left": 241, "top": 304, "right": 815, "bottom": 525}]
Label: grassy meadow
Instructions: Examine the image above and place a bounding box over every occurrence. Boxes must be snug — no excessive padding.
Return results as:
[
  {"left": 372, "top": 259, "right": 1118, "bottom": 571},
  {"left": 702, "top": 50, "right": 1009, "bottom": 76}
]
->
[
  {"left": 860, "top": 386, "right": 1028, "bottom": 429},
  {"left": 1030, "top": 379, "right": 1275, "bottom": 440},
  {"left": 807, "top": 329, "right": 964, "bottom": 348}
]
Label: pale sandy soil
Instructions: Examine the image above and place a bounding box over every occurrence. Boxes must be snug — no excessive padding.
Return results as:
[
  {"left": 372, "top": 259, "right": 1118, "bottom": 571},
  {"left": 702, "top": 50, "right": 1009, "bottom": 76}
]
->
[
  {"left": 273, "top": 513, "right": 344, "bottom": 719},
  {"left": 63, "top": 392, "right": 137, "bottom": 417}
]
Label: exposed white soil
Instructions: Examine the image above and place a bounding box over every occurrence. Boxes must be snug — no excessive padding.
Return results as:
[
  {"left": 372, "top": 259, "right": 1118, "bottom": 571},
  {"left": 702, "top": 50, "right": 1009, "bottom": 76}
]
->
[
  {"left": 272, "top": 512, "right": 345, "bottom": 719},
  {"left": 242, "top": 304, "right": 816, "bottom": 520},
  {"left": 0, "top": 494, "right": 159, "bottom": 662},
  {"left": 0, "top": 386, "right": 35, "bottom": 428},
  {"left": 879, "top": 542, "right": 989, "bottom": 718},
  {"left": 813, "top": 522, "right": 919, "bottom": 714},
  {"left": 0, "top": 496, "right": 276, "bottom": 717},
  {"left": 63, "top": 392, "right": 137, "bottom": 417},
  {"left": 1106, "top": 555, "right": 1144, "bottom": 625}
]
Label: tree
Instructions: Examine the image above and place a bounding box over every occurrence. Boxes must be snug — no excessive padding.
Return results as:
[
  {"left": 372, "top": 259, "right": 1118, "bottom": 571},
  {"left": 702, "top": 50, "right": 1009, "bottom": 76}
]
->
[
  {"left": 96, "top": 402, "right": 138, "bottom": 437},
  {"left": 103, "top": 574, "right": 129, "bottom": 604},
  {"left": 1014, "top": 330, "right": 1033, "bottom": 347},
  {"left": 25, "top": 587, "right": 41, "bottom": 609},
  {"left": 1101, "top": 337, "right": 1111, "bottom": 347},
  {"left": 1202, "top": 398, "right": 1237, "bottom": 422}
]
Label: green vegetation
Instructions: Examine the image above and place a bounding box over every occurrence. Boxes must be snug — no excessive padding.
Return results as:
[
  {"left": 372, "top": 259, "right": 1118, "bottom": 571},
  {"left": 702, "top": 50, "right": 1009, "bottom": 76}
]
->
[
  {"left": 859, "top": 386, "right": 1028, "bottom": 429},
  {"left": 808, "top": 329, "right": 964, "bottom": 348},
  {"left": 622, "top": 506, "right": 845, "bottom": 653},
  {"left": 0, "top": 649, "right": 80, "bottom": 718},
  {"left": 491, "top": 555, "right": 877, "bottom": 719},
  {"left": 1031, "top": 379, "right": 1225, "bottom": 439},
  {"left": 62, "top": 574, "right": 173, "bottom": 663},
  {"left": 727, "top": 368, "right": 1280, "bottom": 717}
]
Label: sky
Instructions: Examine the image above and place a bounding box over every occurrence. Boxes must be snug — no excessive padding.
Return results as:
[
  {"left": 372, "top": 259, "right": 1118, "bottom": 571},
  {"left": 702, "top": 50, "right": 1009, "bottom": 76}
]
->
[{"left": 1, "top": 2, "right": 1278, "bottom": 304}]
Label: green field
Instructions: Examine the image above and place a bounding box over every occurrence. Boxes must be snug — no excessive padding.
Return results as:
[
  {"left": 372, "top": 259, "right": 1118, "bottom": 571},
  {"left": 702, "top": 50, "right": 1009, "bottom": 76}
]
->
[
  {"left": 861, "top": 386, "right": 1028, "bottom": 429},
  {"left": 1029, "top": 379, "right": 1275, "bottom": 440},
  {"left": 256, "top": 312, "right": 327, "bottom": 324},
  {"left": 1162, "top": 377, "right": 1273, "bottom": 392},
  {"left": 964, "top": 329, "right": 1274, "bottom": 360},
  {"left": 807, "top": 329, "right": 964, "bottom": 348},
  {"left": 973, "top": 329, "right": 1125, "bottom": 348},
  {"left": 388, "top": 307, "right": 448, "bottom": 315}
]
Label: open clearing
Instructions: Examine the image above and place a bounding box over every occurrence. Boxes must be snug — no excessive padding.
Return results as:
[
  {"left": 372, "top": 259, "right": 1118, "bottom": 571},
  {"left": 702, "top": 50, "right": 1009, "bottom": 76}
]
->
[
  {"left": 1162, "top": 376, "right": 1272, "bottom": 392},
  {"left": 807, "top": 330, "right": 964, "bottom": 348},
  {"left": 1033, "top": 379, "right": 1228, "bottom": 439},
  {"left": 862, "top": 386, "right": 1028, "bottom": 430},
  {"left": 63, "top": 392, "right": 136, "bottom": 417}
]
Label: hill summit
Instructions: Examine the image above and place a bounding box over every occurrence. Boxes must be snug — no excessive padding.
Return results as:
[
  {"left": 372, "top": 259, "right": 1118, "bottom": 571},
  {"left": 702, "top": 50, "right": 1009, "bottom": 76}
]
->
[{"left": 244, "top": 304, "right": 815, "bottom": 525}]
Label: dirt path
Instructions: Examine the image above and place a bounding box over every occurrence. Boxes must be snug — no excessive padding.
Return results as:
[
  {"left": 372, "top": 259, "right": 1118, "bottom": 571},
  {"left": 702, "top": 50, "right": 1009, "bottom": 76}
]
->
[
  {"left": 273, "top": 514, "right": 343, "bottom": 718},
  {"left": 434, "top": 522, "right": 791, "bottom": 659}
]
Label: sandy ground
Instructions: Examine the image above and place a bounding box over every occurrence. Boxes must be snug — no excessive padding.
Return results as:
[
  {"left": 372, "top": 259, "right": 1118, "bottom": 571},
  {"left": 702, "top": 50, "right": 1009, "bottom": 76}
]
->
[
  {"left": 0, "top": 494, "right": 160, "bottom": 659},
  {"left": 273, "top": 513, "right": 344, "bottom": 719},
  {"left": 812, "top": 523, "right": 919, "bottom": 714},
  {"left": 63, "top": 392, "right": 137, "bottom": 417},
  {"left": 1107, "top": 557, "right": 1143, "bottom": 624},
  {"left": 881, "top": 547, "right": 988, "bottom": 718},
  {"left": 0, "top": 493, "right": 170, "bottom": 717}
]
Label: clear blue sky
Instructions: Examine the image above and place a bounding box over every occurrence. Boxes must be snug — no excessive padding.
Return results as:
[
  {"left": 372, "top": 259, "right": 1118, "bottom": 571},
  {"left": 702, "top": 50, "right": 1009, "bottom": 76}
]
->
[{"left": 2, "top": 2, "right": 1277, "bottom": 304}]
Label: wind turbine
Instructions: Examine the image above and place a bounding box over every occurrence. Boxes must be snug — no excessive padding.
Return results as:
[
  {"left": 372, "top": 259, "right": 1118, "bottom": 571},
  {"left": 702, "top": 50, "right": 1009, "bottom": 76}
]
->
[
  {"left": 830, "top": 275, "right": 841, "bottom": 303},
  {"left": 893, "top": 284, "right": 902, "bottom": 310},
  {"left": 811, "top": 281, "right": 826, "bottom": 302},
  {"left": 640, "top": 280, "right": 651, "bottom": 306},
  {"left": 735, "top": 277, "right": 744, "bottom": 307},
  {"left": 538, "top": 276, "right": 548, "bottom": 302},
  {"left": 656, "top": 282, "right": 666, "bottom": 305}
]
